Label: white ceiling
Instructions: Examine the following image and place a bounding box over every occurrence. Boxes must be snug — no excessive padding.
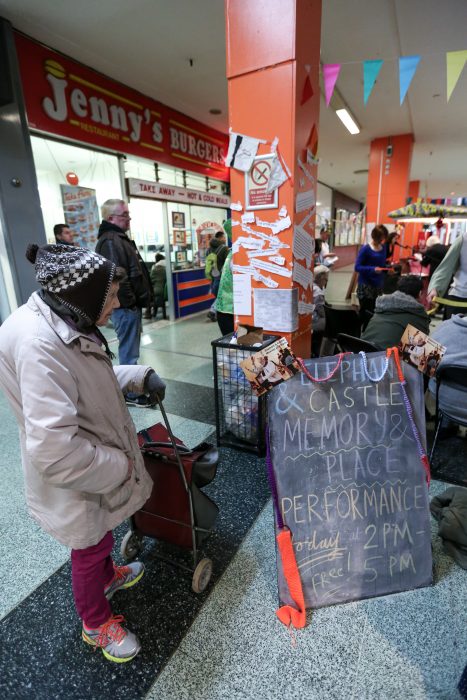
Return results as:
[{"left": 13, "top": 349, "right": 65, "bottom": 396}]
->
[{"left": 1, "top": 0, "right": 467, "bottom": 203}]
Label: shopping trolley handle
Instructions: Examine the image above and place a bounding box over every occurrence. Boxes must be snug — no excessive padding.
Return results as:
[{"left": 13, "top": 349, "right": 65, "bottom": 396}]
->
[{"left": 141, "top": 440, "right": 192, "bottom": 454}]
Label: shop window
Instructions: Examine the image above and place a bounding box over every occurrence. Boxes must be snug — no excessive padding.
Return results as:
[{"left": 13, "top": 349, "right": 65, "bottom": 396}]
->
[
  {"left": 156, "top": 165, "right": 177, "bottom": 185},
  {"left": 185, "top": 172, "right": 206, "bottom": 192},
  {"left": 129, "top": 198, "right": 166, "bottom": 263},
  {"left": 125, "top": 155, "right": 156, "bottom": 181},
  {"left": 31, "top": 136, "right": 122, "bottom": 247}
]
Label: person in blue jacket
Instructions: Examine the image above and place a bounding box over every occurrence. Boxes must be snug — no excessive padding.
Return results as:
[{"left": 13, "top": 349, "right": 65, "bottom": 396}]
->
[{"left": 355, "top": 224, "right": 389, "bottom": 328}]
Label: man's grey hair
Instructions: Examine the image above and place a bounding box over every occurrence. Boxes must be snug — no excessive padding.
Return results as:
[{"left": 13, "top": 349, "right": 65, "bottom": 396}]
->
[{"left": 101, "top": 199, "right": 126, "bottom": 220}]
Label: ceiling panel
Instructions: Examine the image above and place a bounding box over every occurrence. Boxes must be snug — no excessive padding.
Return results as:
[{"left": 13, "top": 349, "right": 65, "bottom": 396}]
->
[{"left": 1, "top": 0, "right": 466, "bottom": 202}]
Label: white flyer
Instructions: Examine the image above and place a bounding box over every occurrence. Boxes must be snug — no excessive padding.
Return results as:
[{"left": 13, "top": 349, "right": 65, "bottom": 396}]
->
[
  {"left": 253, "top": 288, "right": 298, "bottom": 332},
  {"left": 293, "top": 225, "right": 315, "bottom": 267},
  {"left": 251, "top": 258, "right": 292, "bottom": 278},
  {"left": 293, "top": 261, "right": 313, "bottom": 289},
  {"left": 247, "top": 247, "right": 286, "bottom": 258},
  {"left": 268, "top": 255, "right": 285, "bottom": 266},
  {"left": 235, "top": 236, "right": 264, "bottom": 250},
  {"left": 298, "top": 300, "right": 315, "bottom": 315},
  {"left": 255, "top": 215, "right": 291, "bottom": 235},
  {"left": 242, "top": 225, "right": 278, "bottom": 245},
  {"left": 266, "top": 154, "right": 289, "bottom": 193},
  {"left": 241, "top": 212, "right": 255, "bottom": 224},
  {"left": 232, "top": 263, "right": 252, "bottom": 274},
  {"left": 278, "top": 205, "right": 288, "bottom": 218},
  {"left": 233, "top": 273, "right": 252, "bottom": 315},
  {"left": 252, "top": 269, "right": 279, "bottom": 288},
  {"left": 295, "top": 189, "right": 316, "bottom": 213},
  {"left": 230, "top": 201, "right": 243, "bottom": 211},
  {"left": 225, "top": 131, "right": 265, "bottom": 172}
]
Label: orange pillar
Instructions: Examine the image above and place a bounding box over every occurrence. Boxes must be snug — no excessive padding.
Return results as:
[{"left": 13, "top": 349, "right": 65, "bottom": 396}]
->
[
  {"left": 225, "top": 0, "right": 321, "bottom": 358},
  {"left": 366, "top": 134, "right": 414, "bottom": 228}
]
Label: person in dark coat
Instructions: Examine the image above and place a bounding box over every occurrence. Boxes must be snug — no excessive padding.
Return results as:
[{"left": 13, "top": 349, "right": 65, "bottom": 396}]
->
[
  {"left": 354, "top": 224, "right": 389, "bottom": 327},
  {"left": 95, "top": 199, "right": 153, "bottom": 407},
  {"left": 362, "top": 275, "right": 430, "bottom": 350},
  {"left": 149, "top": 253, "right": 167, "bottom": 320}
]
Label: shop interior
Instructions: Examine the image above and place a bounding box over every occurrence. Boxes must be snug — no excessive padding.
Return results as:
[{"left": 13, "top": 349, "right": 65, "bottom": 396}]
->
[{"left": 30, "top": 136, "right": 229, "bottom": 319}]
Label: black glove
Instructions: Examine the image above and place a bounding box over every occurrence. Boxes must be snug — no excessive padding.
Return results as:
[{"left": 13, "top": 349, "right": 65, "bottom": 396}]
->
[{"left": 145, "top": 371, "right": 166, "bottom": 403}]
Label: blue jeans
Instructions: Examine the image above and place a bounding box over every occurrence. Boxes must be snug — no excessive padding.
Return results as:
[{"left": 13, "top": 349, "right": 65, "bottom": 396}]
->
[{"left": 111, "top": 307, "right": 142, "bottom": 365}]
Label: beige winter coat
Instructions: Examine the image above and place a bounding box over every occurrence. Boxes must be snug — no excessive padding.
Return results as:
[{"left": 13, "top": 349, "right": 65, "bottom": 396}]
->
[{"left": 0, "top": 293, "right": 153, "bottom": 549}]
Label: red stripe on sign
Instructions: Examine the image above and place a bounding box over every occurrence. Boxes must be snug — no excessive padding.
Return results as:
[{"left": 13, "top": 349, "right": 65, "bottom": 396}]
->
[
  {"left": 179, "top": 293, "right": 214, "bottom": 308},
  {"left": 177, "top": 279, "right": 211, "bottom": 291}
]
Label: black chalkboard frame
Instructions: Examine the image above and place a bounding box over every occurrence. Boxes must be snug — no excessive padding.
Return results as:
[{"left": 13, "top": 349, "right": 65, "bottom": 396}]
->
[{"left": 267, "top": 350, "right": 433, "bottom": 611}]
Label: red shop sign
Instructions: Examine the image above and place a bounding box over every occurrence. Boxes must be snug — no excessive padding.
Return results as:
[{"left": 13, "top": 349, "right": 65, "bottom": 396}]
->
[{"left": 15, "top": 32, "right": 230, "bottom": 182}]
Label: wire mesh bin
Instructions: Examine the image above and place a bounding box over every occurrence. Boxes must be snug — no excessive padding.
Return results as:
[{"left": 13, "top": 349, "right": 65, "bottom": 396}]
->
[{"left": 212, "top": 333, "right": 278, "bottom": 455}]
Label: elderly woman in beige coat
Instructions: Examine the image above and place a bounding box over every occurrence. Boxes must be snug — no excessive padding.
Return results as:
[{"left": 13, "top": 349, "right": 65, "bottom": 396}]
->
[{"left": 0, "top": 243, "right": 166, "bottom": 663}]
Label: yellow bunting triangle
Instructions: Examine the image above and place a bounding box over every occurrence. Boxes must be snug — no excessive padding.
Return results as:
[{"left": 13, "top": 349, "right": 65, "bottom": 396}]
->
[{"left": 447, "top": 50, "right": 467, "bottom": 101}]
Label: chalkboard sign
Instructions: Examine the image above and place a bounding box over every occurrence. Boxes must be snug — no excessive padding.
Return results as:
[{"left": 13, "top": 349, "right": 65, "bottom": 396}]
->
[{"left": 267, "top": 351, "right": 433, "bottom": 609}]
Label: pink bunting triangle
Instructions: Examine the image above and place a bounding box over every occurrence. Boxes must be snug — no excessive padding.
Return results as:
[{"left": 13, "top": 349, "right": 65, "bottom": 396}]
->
[{"left": 323, "top": 64, "right": 341, "bottom": 106}]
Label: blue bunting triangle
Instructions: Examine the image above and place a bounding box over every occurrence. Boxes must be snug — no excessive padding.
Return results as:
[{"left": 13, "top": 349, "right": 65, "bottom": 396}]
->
[
  {"left": 363, "top": 60, "right": 383, "bottom": 104},
  {"left": 399, "top": 55, "right": 421, "bottom": 104}
]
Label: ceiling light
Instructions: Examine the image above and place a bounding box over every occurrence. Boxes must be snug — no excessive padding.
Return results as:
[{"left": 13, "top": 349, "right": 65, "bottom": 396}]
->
[{"left": 335, "top": 108, "right": 360, "bottom": 135}]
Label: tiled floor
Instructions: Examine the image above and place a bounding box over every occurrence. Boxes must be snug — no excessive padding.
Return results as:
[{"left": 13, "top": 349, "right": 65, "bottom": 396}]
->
[{"left": 0, "top": 285, "right": 466, "bottom": 699}]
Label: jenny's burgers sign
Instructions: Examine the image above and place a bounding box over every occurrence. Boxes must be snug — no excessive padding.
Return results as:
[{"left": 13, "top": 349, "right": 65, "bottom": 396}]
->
[{"left": 15, "top": 33, "right": 229, "bottom": 182}]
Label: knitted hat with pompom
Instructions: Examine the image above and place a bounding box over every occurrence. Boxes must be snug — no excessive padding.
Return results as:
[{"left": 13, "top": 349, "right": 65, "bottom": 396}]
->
[{"left": 26, "top": 243, "right": 116, "bottom": 325}]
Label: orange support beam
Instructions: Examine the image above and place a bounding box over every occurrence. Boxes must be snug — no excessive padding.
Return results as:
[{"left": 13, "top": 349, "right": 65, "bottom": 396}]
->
[
  {"left": 366, "top": 134, "right": 414, "bottom": 227},
  {"left": 225, "top": 0, "right": 321, "bottom": 358}
]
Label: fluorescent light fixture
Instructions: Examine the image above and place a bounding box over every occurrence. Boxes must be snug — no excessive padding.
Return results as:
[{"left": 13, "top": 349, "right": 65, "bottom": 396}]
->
[{"left": 335, "top": 108, "right": 360, "bottom": 135}]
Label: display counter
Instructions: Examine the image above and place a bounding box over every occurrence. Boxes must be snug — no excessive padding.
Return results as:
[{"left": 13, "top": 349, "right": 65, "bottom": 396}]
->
[{"left": 172, "top": 268, "right": 214, "bottom": 318}]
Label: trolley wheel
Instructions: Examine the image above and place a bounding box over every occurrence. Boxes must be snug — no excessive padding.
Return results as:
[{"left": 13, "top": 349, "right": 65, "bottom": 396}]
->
[
  {"left": 120, "top": 530, "right": 143, "bottom": 562},
  {"left": 192, "top": 557, "right": 213, "bottom": 593}
]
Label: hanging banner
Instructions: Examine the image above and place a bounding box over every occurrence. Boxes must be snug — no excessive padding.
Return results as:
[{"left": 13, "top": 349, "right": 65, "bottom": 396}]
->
[
  {"left": 15, "top": 33, "right": 229, "bottom": 182},
  {"left": 399, "top": 55, "right": 421, "bottom": 104},
  {"left": 446, "top": 49, "right": 467, "bottom": 101},
  {"left": 322, "top": 64, "right": 341, "bottom": 106},
  {"left": 363, "top": 59, "right": 384, "bottom": 104}
]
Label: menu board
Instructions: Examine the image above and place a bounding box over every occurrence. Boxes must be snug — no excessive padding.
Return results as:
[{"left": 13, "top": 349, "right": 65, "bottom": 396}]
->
[
  {"left": 60, "top": 185, "right": 100, "bottom": 248},
  {"left": 267, "top": 351, "right": 433, "bottom": 609}
]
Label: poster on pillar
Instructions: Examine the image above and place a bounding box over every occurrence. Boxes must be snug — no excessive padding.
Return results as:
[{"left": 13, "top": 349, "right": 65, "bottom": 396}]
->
[{"left": 245, "top": 155, "right": 278, "bottom": 210}]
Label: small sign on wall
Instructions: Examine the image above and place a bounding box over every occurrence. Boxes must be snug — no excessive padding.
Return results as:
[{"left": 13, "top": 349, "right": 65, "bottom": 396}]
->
[{"left": 245, "top": 154, "right": 278, "bottom": 210}]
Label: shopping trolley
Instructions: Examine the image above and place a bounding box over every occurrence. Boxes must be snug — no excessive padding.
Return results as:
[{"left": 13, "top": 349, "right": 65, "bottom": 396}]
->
[{"left": 121, "top": 399, "right": 219, "bottom": 593}]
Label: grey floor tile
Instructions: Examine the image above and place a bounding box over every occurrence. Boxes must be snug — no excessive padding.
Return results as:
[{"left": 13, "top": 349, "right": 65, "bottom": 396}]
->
[
  {"left": 145, "top": 650, "right": 251, "bottom": 700},
  {"left": 152, "top": 482, "right": 467, "bottom": 700},
  {"left": 139, "top": 346, "right": 212, "bottom": 381},
  {"left": 0, "top": 402, "right": 68, "bottom": 620}
]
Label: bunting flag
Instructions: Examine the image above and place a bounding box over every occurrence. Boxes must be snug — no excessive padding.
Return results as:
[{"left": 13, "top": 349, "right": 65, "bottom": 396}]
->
[
  {"left": 363, "top": 59, "right": 383, "bottom": 104},
  {"left": 446, "top": 50, "right": 467, "bottom": 101},
  {"left": 322, "top": 64, "right": 341, "bottom": 106},
  {"left": 300, "top": 74, "right": 314, "bottom": 105},
  {"left": 399, "top": 55, "right": 421, "bottom": 104}
]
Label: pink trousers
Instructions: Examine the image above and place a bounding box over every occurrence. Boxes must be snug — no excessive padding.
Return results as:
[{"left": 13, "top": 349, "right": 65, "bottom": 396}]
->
[{"left": 71, "top": 531, "right": 114, "bottom": 628}]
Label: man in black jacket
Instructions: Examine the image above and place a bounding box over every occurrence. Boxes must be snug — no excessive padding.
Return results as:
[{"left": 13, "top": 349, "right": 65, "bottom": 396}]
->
[{"left": 96, "top": 199, "right": 153, "bottom": 406}]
